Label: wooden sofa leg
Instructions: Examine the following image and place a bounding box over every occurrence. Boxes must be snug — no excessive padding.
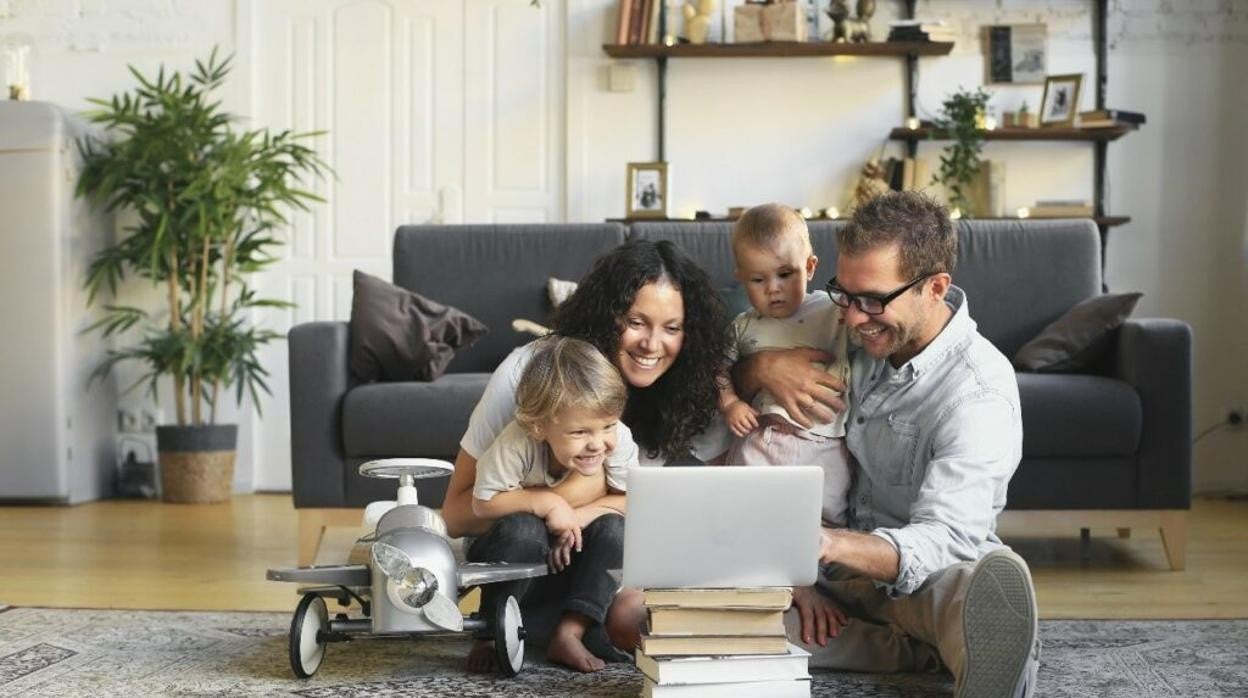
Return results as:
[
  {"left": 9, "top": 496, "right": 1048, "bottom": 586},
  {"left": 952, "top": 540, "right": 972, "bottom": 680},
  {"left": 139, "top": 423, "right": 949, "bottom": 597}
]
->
[
  {"left": 298, "top": 508, "right": 363, "bottom": 565},
  {"left": 1117, "top": 527, "right": 1131, "bottom": 539},
  {"left": 1159, "top": 511, "right": 1187, "bottom": 571}
]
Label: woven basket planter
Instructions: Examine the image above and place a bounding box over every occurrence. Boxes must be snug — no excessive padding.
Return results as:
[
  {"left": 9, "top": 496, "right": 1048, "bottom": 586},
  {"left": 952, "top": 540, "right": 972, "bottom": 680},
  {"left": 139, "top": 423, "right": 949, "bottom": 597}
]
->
[{"left": 156, "top": 425, "right": 238, "bottom": 503}]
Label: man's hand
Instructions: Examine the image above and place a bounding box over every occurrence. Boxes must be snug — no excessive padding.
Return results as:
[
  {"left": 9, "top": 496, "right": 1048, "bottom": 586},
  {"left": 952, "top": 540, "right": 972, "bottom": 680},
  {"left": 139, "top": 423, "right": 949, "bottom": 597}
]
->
[
  {"left": 543, "top": 499, "right": 583, "bottom": 553},
  {"left": 738, "top": 348, "right": 846, "bottom": 429},
  {"left": 791, "top": 585, "right": 849, "bottom": 646},
  {"left": 724, "top": 399, "right": 760, "bottom": 438}
]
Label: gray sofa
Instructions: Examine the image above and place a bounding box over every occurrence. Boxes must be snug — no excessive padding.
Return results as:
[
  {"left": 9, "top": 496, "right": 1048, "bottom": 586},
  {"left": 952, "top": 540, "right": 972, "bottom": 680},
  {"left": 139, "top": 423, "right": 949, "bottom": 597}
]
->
[{"left": 289, "top": 219, "right": 1192, "bottom": 568}]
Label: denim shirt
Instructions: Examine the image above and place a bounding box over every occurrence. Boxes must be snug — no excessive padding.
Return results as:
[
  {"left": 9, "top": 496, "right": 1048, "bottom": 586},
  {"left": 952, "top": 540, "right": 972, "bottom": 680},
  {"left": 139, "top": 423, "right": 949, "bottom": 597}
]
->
[{"left": 845, "top": 286, "right": 1022, "bottom": 596}]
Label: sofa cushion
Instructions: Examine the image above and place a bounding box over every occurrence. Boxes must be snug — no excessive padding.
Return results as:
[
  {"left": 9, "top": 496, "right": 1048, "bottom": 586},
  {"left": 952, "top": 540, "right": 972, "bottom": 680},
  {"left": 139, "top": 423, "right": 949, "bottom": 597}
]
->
[
  {"left": 1013, "top": 292, "right": 1143, "bottom": 372},
  {"left": 1017, "top": 373, "right": 1141, "bottom": 457},
  {"left": 342, "top": 373, "right": 491, "bottom": 458},
  {"left": 392, "top": 224, "right": 627, "bottom": 373},
  {"left": 349, "top": 270, "right": 488, "bottom": 382}
]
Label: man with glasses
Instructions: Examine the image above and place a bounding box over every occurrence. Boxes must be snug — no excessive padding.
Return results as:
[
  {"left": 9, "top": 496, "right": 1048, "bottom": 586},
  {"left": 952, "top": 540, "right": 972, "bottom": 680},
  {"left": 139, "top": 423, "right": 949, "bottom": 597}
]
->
[{"left": 735, "top": 191, "right": 1040, "bottom": 698}]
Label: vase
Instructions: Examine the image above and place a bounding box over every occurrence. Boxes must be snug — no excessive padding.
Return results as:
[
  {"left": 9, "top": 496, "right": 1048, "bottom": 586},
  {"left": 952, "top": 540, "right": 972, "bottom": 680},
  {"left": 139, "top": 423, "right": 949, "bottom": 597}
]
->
[{"left": 156, "top": 424, "right": 238, "bottom": 503}]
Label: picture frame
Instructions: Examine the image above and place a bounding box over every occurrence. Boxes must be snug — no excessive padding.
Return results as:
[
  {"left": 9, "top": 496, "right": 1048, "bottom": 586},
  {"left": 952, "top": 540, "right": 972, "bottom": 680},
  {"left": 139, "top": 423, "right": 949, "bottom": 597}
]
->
[
  {"left": 1039, "top": 73, "right": 1083, "bottom": 126},
  {"left": 983, "top": 24, "right": 1047, "bottom": 84},
  {"left": 626, "top": 161, "right": 669, "bottom": 219}
]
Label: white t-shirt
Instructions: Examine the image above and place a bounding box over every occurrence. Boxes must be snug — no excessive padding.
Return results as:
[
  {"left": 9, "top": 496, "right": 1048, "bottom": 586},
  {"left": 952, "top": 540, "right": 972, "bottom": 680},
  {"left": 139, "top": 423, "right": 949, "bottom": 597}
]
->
[
  {"left": 472, "top": 419, "right": 636, "bottom": 502},
  {"left": 461, "top": 340, "right": 728, "bottom": 466},
  {"left": 730, "top": 292, "right": 851, "bottom": 438}
]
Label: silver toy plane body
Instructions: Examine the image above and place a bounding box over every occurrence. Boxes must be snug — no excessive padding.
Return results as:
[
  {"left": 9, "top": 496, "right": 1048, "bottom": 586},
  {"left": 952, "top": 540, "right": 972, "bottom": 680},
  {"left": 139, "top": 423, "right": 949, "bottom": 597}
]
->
[{"left": 266, "top": 459, "right": 545, "bottom": 678}]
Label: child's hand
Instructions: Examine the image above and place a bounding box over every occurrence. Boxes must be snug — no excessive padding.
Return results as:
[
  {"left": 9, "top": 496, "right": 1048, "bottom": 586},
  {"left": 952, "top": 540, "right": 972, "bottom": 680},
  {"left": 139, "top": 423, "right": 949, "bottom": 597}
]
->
[
  {"left": 544, "top": 499, "right": 583, "bottom": 552},
  {"left": 791, "top": 585, "right": 849, "bottom": 646},
  {"left": 548, "top": 530, "right": 577, "bottom": 572},
  {"left": 724, "top": 399, "right": 760, "bottom": 437}
]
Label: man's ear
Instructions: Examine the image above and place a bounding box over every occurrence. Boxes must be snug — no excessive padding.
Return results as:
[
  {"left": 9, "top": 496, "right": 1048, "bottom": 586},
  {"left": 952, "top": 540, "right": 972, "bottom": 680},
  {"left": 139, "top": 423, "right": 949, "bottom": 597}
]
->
[{"left": 928, "top": 272, "right": 952, "bottom": 301}]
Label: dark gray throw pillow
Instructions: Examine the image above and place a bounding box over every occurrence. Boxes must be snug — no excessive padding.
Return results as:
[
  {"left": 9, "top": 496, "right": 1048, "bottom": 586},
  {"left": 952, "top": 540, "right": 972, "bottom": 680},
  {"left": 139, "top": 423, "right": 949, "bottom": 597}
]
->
[
  {"left": 1013, "top": 292, "right": 1143, "bottom": 373},
  {"left": 349, "top": 270, "right": 488, "bottom": 382}
]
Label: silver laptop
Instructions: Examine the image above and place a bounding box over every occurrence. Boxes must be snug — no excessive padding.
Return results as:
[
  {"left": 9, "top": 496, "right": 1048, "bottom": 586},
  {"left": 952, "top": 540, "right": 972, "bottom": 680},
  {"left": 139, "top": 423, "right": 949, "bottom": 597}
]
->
[{"left": 622, "top": 465, "right": 824, "bottom": 588}]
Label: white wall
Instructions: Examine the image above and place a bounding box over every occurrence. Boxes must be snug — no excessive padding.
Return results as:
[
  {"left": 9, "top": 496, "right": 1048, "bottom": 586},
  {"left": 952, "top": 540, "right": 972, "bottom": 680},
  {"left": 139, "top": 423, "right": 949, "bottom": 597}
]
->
[
  {"left": 568, "top": 0, "right": 1248, "bottom": 492},
  {"left": 5, "top": 0, "right": 1245, "bottom": 494}
]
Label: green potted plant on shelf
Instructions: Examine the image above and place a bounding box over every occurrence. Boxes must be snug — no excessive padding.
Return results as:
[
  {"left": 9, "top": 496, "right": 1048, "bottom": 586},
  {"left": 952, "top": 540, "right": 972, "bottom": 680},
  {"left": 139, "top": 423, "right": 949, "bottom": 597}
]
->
[
  {"left": 76, "top": 49, "right": 328, "bottom": 503},
  {"left": 930, "top": 86, "right": 992, "bottom": 217}
]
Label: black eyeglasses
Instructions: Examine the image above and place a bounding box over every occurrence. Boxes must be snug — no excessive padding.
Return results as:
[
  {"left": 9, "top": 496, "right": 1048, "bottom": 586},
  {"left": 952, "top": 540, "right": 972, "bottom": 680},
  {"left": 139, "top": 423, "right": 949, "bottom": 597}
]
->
[{"left": 824, "top": 274, "right": 934, "bottom": 315}]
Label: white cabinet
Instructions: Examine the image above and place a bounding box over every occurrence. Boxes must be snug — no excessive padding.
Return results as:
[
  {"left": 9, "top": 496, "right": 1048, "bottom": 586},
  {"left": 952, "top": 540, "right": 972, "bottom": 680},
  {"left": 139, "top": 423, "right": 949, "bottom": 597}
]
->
[{"left": 0, "top": 101, "right": 117, "bottom": 503}]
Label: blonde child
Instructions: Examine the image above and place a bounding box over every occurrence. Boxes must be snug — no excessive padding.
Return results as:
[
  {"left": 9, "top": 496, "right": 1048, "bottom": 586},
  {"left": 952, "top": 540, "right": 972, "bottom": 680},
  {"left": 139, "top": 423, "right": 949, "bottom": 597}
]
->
[
  {"left": 469, "top": 336, "right": 638, "bottom": 673},
  {"left": 719, "top": 203, "right": 852, "bottom": 527}
]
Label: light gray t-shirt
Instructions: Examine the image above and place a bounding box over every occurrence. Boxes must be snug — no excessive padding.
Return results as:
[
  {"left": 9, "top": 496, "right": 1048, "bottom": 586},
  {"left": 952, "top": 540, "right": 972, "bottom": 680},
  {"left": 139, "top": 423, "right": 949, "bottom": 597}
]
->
[
  {"left": 472, "top": 419, "right": 636, "bottom": 502},
  {"left": 730, "top": 292, "right": 851, "bottom": 438}
]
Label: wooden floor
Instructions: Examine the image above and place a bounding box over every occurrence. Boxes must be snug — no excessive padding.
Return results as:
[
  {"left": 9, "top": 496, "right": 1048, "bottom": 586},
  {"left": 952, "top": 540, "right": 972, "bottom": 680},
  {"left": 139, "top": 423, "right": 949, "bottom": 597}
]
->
[{"left": 1, "top": 494, "right": 1245, "bottom": 619}]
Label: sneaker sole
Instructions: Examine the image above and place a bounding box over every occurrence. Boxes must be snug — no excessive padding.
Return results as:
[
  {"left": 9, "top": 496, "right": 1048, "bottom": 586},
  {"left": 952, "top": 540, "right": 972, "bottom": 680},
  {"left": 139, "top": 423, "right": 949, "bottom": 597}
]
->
[{"left": 959, "top": 549, "right": 1037, "bottom": 698}]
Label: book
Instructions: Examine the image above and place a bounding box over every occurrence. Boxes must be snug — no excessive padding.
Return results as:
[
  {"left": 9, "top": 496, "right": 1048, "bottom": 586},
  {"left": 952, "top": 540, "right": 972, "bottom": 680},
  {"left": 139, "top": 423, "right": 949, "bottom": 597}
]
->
[
  {"left": 640, "top": 634, "right": 790, "bottom": 656},
  {"left": 911, "top": 158, "right": 931, "bottom": 191},
  {"left": 636, "top": 643, "right": 811, "bottom": 685},
  {"left": 643, "top": 677, "right": 811, "bottom": 697},
  {"left": 1026, "top": 203, "right": 1094, "bottom": 217},
  {"left": 1080, "top": 108, "right": 1146, "bottom": 125},
  {"left": 1076, "top": 118, "right": 1128, "bottom": 129},
  {"left": 628, "top": 0, "right": 647, "bottom": 44},
  {"left": 646, "top": 0, "right": 661, "bottom": 44},
  {"left": 643, "top": 587, "right": 793, "bottom": 610},
  {"left": 648, "top": 607, "right": 786, "bottom": 636},
  {"left": 615, "top": 0, "right": 633, "bottom": 45},
  {"left": 902, "top": 157, "right": 915, "bottom": 191}
]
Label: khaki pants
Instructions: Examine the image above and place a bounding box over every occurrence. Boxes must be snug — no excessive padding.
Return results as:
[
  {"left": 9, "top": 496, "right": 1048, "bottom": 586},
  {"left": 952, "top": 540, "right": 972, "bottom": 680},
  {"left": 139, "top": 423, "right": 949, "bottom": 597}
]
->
[{"left": 784, "top": 561, "right": 976, "bottom": 681}]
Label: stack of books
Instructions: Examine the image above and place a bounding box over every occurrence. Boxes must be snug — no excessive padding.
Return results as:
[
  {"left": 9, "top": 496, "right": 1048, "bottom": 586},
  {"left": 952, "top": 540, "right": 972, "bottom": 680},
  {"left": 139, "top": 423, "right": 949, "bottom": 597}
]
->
[
  {"left": 636, "top": 587, "right": 811, "bottom": 697},
  {"left": 1076, "top": 108, "right": 1147, "bottom": 129},
  {"left": 887, "top": 20, "right": 956, "bottom": 43},
  {"left": 614, "top": 0, "right": 663, "bottom": 45}
]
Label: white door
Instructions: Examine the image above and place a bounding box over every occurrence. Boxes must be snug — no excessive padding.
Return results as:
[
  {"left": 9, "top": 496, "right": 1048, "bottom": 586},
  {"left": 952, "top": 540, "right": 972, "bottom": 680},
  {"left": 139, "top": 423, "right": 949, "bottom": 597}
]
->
[{"left": 247, "top": 0, "right": 564, "bottom": 491}]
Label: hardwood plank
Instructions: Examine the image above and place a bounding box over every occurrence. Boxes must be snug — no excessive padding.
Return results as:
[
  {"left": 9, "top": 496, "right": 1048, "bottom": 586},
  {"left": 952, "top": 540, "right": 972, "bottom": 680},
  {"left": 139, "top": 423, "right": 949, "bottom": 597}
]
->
[{"left": 2, "top": 495, "right": 1245, "bottom": 619}]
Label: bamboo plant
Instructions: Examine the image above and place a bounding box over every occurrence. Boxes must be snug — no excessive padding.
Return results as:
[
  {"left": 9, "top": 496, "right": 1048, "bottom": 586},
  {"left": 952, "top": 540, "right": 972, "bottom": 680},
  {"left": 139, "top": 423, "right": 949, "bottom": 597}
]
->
[{"left": 76, "top": 49, "right": 328, "bottom": 427}]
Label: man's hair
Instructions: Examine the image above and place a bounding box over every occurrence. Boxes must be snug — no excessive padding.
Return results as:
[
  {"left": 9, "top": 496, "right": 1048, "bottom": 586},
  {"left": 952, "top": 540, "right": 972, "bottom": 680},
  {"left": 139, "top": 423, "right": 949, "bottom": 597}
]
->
[
  {"left": 839, "top": 191, "right": 956, "bottom": 279},
  {"left": 732, "top": 203, "right": 812, "bottom": 258},
  {"left": 514, "top": 336, "right": 627, "bottom": 435}
]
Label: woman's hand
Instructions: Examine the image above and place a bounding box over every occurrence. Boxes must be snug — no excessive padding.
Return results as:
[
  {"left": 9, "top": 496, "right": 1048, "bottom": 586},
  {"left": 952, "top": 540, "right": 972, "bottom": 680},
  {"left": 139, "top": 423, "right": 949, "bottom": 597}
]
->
[
  {"left": 791, "top": 585, "right": 849, "bottom": 646},
  {"left": 724, "top": 399, "right": 760, "bottom": 437},
  {"left": 738, "top": 348, "right": 846, "bottom": 429}
]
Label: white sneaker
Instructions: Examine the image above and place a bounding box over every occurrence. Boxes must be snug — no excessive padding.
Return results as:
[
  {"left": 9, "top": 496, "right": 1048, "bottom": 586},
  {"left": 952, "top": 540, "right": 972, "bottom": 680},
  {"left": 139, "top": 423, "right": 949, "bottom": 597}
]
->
[{"left": 957, "top": 548, "right": 1040, "bottom": 698}]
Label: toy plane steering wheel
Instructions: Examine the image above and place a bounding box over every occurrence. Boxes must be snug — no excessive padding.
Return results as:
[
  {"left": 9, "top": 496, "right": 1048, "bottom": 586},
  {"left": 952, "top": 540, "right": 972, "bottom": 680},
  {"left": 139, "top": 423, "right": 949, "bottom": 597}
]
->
[{"left": 359, "top": 458, "right": 455, "bottom": 480}]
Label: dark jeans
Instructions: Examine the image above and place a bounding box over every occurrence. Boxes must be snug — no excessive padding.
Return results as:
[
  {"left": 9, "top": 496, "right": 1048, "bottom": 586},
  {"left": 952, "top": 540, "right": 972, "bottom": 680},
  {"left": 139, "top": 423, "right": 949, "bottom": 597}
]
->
[{"left": 466, "top": 512, "right": 624, "bottom": 637}]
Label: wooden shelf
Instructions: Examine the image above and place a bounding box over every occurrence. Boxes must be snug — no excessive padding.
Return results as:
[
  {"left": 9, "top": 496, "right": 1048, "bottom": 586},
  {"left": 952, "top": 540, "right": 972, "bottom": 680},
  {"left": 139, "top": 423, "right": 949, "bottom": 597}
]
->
[
  {"left": 603, "top": 41, "right": 954, "bottom": 59},
  {"left": 890, "top": 125, "right": 1135, "bottom": 142}
]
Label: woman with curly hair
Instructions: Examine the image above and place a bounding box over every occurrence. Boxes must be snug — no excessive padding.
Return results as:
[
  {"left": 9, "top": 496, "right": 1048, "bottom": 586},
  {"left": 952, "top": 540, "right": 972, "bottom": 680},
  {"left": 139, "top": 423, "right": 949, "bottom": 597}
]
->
[{"left": 440, "top": 239, "right": 733, "bottom": 674}]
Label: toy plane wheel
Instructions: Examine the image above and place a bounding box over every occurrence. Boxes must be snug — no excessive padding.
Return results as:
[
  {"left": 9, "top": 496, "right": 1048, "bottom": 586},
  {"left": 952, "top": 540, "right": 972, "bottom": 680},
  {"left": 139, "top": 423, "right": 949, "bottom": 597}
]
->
[
  {"left": 494, "top": 595, "right": 525, "bottom": 677},
  {"left": 290, "top": 593, "right": 329, "bottom": 678}
]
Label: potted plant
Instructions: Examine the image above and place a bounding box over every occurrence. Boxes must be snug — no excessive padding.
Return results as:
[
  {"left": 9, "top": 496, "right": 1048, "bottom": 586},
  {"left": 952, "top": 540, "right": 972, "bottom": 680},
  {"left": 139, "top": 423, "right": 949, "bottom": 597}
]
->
[
  {"left": 930, "top": 86, "right": 992, "bottom": 217},
  {"left": 76, "top": 50, "right": 327, "bottom": 503}
]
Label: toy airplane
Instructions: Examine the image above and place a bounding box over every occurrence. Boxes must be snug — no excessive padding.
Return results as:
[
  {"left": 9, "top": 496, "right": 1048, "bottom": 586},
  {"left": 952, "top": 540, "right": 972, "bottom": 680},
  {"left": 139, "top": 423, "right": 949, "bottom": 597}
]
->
[{"left": 267, "top": 459, "right": 546, "bottom": 678}]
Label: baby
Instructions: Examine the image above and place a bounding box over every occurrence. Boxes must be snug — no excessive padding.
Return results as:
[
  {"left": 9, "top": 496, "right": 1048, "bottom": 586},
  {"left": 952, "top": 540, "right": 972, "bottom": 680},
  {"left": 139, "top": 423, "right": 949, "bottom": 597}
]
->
[{"left": 719, "top": 203, "right": 852, "bottom": 527}]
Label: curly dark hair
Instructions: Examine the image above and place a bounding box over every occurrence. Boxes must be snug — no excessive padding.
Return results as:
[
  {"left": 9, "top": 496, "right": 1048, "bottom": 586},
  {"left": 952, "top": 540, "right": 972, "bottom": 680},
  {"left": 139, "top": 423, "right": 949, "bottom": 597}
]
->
[{"left": 552, "top": 239, "right": 732, "bottom": 460}]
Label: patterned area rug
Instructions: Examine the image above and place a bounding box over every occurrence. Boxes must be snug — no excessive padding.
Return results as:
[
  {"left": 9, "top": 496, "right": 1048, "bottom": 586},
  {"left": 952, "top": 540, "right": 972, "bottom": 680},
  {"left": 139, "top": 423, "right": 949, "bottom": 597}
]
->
[{"left": 1, "top": 606, "right": 1246, "bottom": 696}]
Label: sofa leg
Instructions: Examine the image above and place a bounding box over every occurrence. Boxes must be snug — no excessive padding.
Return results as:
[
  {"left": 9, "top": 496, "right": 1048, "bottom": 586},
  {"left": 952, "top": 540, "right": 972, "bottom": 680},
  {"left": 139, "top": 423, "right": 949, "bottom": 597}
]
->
[
  {"left": 1117, "top": 528, "right": 1131, "bottom": 539},
  {"left": 298, "top": 508, "right": 364, "bottom": 566},
  {"left": 1159, "top": 511, "right": 1187, "bottom": 571}
]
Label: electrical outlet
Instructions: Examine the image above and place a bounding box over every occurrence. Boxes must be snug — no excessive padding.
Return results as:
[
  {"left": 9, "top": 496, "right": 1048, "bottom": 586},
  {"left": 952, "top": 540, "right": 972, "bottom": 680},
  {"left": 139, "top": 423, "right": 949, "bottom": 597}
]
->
[
  {"left": 139, "top": 408, "right": 162, "bottom": 432},
  {"left": 118, "top": 409, "right": 139, "bottom": 433}
]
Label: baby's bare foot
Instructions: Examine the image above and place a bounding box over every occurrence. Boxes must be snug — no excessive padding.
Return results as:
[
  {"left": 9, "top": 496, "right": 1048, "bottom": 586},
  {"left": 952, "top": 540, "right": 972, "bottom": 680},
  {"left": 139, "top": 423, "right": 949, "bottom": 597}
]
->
[
  {"left": 546, "top": 631, "right": 606, "bottom": 673},
  {"left": 465, "top": 640, "right": 498, "bottom": 673}
]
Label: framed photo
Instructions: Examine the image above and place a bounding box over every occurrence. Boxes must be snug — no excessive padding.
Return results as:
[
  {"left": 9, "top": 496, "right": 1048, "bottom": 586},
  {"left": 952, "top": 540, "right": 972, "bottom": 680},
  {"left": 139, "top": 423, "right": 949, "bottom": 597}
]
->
[
  {"left": 984, "top": 24, "right": 1047, "bottom": 84},
  {"left": 1039, "top": 73, "right": 1082, "bottom": 126},
  {"left": 626, "top": 161, "right": 669, "bottom": 219}
]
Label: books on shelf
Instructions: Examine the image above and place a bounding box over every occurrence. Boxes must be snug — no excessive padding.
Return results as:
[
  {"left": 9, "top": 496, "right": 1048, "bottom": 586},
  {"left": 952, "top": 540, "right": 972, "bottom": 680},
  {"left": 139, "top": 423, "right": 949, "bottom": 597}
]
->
[
  {"left": 648, "top": 607, "right": 786, "bottom": 636},
  {"left": 1025, "top": 200, "right": 1094, "bottom": 218},
  {"left": 643, "top": 676, "right": 812, "bottom": 697},
  {"left": 636, "top": 643, "right": 812, "bottom": 685},
  {"left": 1080, "top": 108, "right": 1146, "bottom": 125},
  {"left": 615, "top": 0, "right": 662, "bottom": 45},
  {"left": 888, "top": 20, "right": 955, "bottom": 43},
  {"left": 643, "top": 587, "right": 793, "bottom": 610}
]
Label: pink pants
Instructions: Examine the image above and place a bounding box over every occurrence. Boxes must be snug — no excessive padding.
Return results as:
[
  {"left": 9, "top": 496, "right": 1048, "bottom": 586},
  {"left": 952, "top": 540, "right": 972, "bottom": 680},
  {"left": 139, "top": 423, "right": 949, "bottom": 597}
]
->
[{"left": 726, "top": 417, "right": 852, "bottom": 527}]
